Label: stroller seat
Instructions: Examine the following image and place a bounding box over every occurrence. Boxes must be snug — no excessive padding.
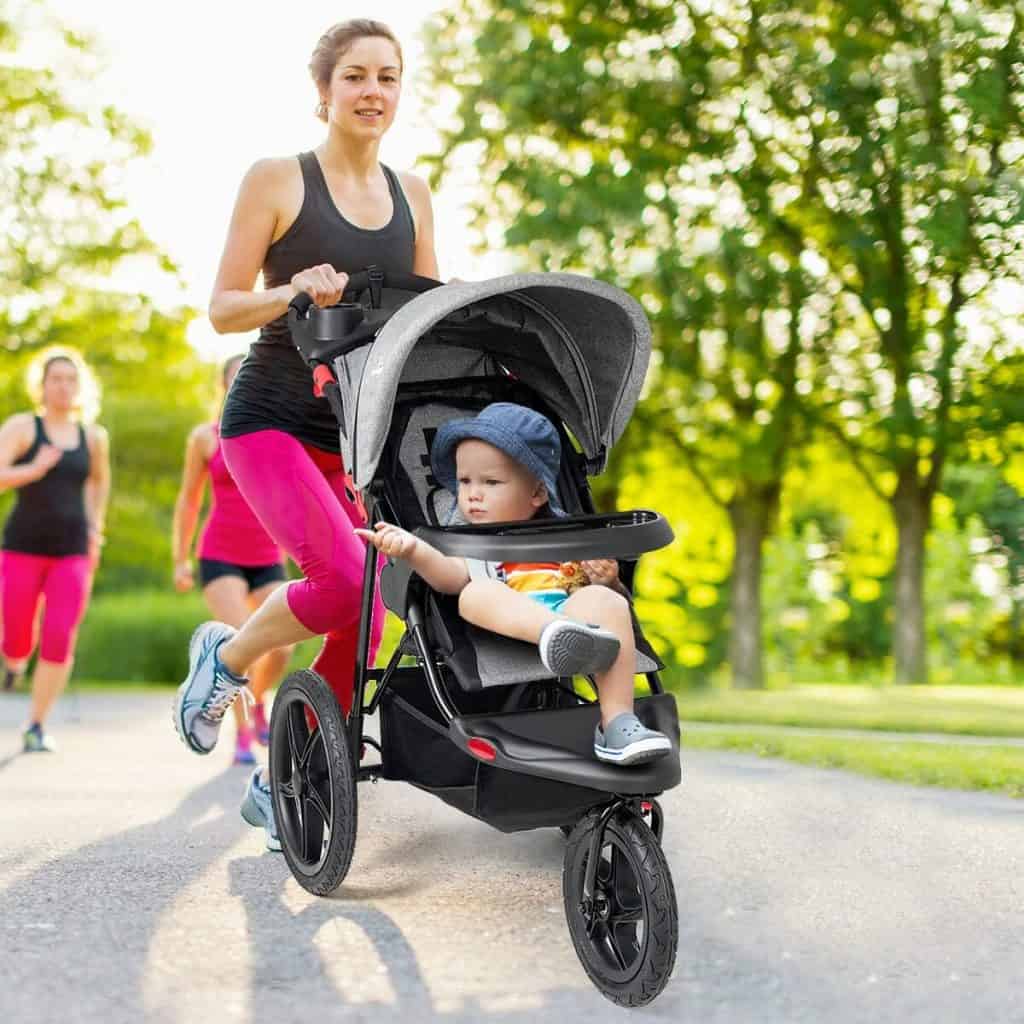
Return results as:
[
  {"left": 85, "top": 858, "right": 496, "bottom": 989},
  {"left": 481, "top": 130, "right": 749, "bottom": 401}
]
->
[{"left": 376, "top": 380, "right": 662, "bottom": 693}]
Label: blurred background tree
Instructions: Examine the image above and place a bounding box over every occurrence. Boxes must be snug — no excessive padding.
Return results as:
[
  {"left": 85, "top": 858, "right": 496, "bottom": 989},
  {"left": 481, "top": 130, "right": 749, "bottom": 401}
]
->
[
  {"left": 1, "top": 0, "right": 1022, "bottom": 686},
  {"left": 0, "top": 0, "right": 208, "bottom": 591},
  {"left": 423, "top": 0, "right": 1024, "bottom": 686}
]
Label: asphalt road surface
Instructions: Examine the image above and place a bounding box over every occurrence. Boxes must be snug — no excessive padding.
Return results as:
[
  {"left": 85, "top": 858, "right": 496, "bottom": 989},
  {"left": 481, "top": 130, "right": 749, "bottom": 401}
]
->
[{"left": 1, "top": 691, "right": 1021, "bottom": 1023}]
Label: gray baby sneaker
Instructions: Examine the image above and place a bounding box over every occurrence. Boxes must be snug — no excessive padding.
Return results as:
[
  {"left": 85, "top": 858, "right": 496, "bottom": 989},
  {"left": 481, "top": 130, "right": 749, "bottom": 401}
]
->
[
  {"left": 594, "top": 712, "right": 672, "bottom": 766},
  {"left": 538, "top": 619, "right": 620, "bottom": 676}
]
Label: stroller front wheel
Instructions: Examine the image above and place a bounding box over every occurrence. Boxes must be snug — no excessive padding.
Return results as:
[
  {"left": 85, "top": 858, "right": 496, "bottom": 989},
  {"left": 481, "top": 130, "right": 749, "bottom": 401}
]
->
[
  {"left": 270, "top": 669, "right": 358, "bottom": 895},
  {"left": 562, "top": 809, "right": 678, "bottom": 1007}
]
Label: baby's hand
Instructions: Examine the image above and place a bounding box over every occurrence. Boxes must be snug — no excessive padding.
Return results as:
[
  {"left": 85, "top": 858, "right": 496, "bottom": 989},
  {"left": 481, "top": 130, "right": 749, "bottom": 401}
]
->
[
  {"left": 582, "top": 559, "right": 620, "bottom": 587},
  {"left": 354, "top": 521, "right": 418, "bottom": 559}
]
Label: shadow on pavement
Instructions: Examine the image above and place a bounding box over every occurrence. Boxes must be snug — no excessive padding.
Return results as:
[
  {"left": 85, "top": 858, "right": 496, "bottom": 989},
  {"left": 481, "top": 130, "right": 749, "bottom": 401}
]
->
[
  {"left": 0, "top": 769, "right": 246, "bottom": 1023},
  {"left": 229, "top": 851, "right": 656, "bottom": 1023}
]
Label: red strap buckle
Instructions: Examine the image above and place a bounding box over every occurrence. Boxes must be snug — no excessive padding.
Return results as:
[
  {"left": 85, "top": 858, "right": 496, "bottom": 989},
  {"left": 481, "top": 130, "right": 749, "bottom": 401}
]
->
[
  {"left": 312, "top": 364, "right": 335, "bottom": 398},
  {"left": 343, "top": 472, "right": 367, "bottom": 524}
]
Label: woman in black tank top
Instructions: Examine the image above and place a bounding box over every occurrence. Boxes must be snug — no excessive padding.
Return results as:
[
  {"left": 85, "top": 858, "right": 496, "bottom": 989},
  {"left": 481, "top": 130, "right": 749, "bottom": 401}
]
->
[
  {"left": 0, "top": 348, "right": 111, "bottom": 751},
  {"left": 173, "top": 20, "right": 443, "bottom": 831}
]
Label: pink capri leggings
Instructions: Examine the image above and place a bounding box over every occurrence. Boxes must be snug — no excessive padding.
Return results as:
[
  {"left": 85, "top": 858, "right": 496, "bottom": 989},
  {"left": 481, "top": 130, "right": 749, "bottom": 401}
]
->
[
  {"left": 221, "top": 430, "right": 384, "bottom": 714},
  {"left": 1, "top": 551, "right": 93, "bottom": 664}
]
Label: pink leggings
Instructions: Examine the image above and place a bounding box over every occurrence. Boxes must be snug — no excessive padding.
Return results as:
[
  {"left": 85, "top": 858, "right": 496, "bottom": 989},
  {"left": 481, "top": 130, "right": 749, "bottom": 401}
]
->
[
  {"left": 221, "top": 430, "right": 383, "bottom": 714},
  {"left": 1, "top": 551, "right": 93, "bottom": 664}
]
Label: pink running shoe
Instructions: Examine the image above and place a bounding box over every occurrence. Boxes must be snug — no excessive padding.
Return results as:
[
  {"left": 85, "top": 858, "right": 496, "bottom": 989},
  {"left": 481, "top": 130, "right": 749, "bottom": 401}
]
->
[
  {"left": 252, "top": 703, "right": 270, "bottom": 746},
  {"left": 234, "top": 725, "right": 256, "bottom": 765}
]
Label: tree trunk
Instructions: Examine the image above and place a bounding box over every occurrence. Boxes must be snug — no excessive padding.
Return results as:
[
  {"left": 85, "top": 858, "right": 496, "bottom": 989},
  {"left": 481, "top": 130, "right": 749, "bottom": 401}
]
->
[
  {"left": 1010, "top": 594, "right": 1023, "bottom": 663},
  {"left": 891, "top": 466, "right": 932, "bottom": 684},
  {"left": 727, "top": 487, "right": 777, "bottom": 689}
]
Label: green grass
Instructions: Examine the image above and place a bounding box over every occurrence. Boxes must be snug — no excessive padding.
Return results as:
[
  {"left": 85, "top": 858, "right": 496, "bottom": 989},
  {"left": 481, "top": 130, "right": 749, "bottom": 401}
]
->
[
  {"left": 674, "top": 684, "right": 1024, "bottom": 738},
  {"left": 683, "top": 727, "right": 1024, "bottom": 798}
]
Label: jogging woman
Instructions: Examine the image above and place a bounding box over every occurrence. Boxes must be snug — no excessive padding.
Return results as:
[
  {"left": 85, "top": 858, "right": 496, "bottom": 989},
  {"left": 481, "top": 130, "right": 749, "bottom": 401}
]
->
[
  {"left": 172, "top": 19, "right": 440, "bottom": 849},
  {"left": 0, "top": 348, "right": 110, "bottom": 752},
  {"left": 171, "top": 354, "right": 293, "bottom": 765}
]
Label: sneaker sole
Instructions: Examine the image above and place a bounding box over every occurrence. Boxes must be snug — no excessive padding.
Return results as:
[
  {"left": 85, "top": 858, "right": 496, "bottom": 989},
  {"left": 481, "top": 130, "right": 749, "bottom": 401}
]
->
[
  {"left": 172, "top": 623, "right": 226, "bottom": 755},
  {"left": 594, "top": 736, "right": 672, "bottom": 766},
  {"left": 540, "top": 622, "right": 620, "bottom": 676}
]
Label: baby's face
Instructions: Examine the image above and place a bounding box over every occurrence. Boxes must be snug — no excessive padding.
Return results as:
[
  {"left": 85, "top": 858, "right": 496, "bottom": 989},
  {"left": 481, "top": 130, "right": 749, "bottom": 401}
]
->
[{"left": 454, "top": 439, "right": 547, "bottom": 524}]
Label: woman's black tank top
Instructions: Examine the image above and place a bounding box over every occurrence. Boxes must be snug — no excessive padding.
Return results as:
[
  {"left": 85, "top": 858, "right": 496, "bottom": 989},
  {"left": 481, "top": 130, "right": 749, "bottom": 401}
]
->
[
  {"left": 220, "top": 152, "right": 416, "bottom": 452},
  {"left": 2, "top": 416, "right": 91, "bottom": 557}
]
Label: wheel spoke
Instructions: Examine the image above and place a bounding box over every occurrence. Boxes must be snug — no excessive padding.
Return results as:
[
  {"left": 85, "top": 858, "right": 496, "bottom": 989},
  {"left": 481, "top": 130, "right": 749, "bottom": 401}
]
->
[
  {"left": 286, "top": 704, "right": 308, "bottom": 766},
  {"left": 598, "top": 847, "right": 614, "bottom": 888},
  {"left": 296, "top": 796, "right": 308, "bottom": 861},
  {"left": 301, "top": 796, "right": 325, "bottom": 865},
  {"left": 298, "top": 726, "right": 323, "bottom": 770},
  {"left": 306, "top": 782, "right": 331, "bottom": 825},
  {"left": 613, "top": 849, "right": 640, "bottom": 908},
  {"left": 609, "top": 907, "right": 643, "bottom": 927},
  {"left": 602, "top": 930, "right": 629, "bottom": 972}
]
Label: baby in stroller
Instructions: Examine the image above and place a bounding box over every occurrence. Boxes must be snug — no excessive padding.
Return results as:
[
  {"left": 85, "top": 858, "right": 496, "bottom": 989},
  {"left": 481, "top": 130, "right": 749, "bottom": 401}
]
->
[{"left": 356, "top": 401, "right": 673, "bottom": 767}]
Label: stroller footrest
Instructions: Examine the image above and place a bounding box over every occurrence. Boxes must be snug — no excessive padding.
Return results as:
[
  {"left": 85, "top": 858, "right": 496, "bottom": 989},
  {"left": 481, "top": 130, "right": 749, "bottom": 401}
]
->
[{"left": 449, "top": 693, "right": 681, "bottom": 795}]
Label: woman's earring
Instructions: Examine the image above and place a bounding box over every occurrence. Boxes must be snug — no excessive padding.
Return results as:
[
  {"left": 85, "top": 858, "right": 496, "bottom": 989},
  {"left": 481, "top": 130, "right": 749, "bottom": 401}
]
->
[{"left": 316, "top": 101, "right": 328, "bottom": 118}]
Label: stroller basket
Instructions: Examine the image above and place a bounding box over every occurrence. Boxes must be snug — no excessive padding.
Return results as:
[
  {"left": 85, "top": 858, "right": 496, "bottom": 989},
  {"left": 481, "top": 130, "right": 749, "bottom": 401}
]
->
[{"left": 379, "top": 668, "right": 679, "bottom": 832}]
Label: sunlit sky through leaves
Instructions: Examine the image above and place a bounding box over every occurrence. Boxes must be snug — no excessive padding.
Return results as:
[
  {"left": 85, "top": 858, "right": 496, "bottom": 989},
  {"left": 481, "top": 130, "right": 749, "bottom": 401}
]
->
[{"left": 39, "top": 0, "right": 511, "bottom": 360}]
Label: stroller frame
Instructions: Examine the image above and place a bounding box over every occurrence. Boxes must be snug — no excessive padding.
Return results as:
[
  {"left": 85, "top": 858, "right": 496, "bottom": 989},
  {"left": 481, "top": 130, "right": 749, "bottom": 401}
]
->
[{"left": 268, "top": 270, "right": 681, "bottom": 1007}]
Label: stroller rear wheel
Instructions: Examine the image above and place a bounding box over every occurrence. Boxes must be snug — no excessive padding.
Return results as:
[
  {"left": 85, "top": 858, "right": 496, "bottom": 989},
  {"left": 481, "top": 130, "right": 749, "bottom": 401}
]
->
[
  {"left": 269, "top": 670, "right": 357, "bottom": 895},
  {"left": 562, "top": 809, "right": 678, "bottom": 1006}
]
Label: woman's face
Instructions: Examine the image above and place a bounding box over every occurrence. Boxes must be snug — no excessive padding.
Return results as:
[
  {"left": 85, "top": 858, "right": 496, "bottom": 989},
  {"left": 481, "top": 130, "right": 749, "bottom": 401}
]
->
[
  {"left": 41, "top": 359, "right": 80, "bottom": 414},
  {"left": 322, "top": 36, "right": 402, "bottom": 139}
]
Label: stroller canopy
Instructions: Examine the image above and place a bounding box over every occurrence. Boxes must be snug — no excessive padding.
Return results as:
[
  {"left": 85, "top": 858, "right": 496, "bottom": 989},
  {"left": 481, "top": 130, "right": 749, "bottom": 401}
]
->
[{"left": 338, "top": 273, "right": 652, "bottom": 490}]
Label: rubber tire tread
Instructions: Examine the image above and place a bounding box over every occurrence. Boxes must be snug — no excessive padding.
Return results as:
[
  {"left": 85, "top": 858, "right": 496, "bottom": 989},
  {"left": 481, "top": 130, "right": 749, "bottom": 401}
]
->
[
  {"left": 562, "top": 810, "right": 678, "bottom": 1007},
  {"left": 271, "top": 669, "right": 357, "bottom": 896}
]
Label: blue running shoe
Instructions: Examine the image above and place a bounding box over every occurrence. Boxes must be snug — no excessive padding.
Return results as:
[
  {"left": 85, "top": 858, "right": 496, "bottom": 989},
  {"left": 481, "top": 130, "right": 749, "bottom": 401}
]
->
[
  {"left": 240, "top": 768, "right": 281, "bottom": 852},
  {"left": 173, "top": 622, "right": 249, "bottom": 755},
  {"left": 22, "top": 723, "right": 56, "bottom": 753}
]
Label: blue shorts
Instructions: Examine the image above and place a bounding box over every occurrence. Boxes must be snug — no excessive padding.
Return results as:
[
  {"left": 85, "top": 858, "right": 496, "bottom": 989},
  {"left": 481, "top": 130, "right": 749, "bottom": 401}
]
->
[{"left": 526, "top": 591, "right": 569, "bottom": 614}]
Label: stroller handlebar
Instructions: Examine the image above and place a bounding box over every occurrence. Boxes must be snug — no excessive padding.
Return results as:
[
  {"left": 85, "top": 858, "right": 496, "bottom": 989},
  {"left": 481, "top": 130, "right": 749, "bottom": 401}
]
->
[
  {"left": 287, "top": 268, "right": 444, "bottom": 369},
  {"left": 414, "top": 510, "right": 674, "bottom": 563}
]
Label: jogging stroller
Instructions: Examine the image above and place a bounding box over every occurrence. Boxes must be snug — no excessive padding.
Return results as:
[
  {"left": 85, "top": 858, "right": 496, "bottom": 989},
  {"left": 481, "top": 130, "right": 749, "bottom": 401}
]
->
[{"left": 271, "top": 268, "right": 681, "bottom": 1007}]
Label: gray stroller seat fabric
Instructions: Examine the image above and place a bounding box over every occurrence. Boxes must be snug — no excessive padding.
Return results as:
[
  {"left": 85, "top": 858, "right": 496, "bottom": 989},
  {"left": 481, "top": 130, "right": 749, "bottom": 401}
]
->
[{"left": 379, "top": 385, "right": 661, "bottom": 691}]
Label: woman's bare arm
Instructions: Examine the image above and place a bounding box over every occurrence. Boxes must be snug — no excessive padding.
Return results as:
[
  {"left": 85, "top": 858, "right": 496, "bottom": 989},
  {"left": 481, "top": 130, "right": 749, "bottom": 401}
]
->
[
  {"left": 171, "top": 425, "right": 212, "bottom": 589},
  {"left": 0, "top": 414, "right": 56, "bottom": 491},
  {"left": 401, "top": 171, "right": 440, "bottom": 280},
  {"left": 208, "top": 159, "right": 349, "bottom": 333},
  {"left": 84, "top": 424, "right": 111, "bottom": 561}
]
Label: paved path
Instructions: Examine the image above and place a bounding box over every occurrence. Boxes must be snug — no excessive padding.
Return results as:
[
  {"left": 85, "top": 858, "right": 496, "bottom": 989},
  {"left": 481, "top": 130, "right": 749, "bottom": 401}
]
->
[{"left": 1, "top": 692, "right": 1022, "bottom": 1023}]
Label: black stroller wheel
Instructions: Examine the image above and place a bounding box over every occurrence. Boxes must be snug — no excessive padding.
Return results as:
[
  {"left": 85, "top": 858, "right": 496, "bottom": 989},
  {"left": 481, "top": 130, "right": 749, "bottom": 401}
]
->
[
  {"left": 562, "top": 810, "right": 678, "bottom": 1007},
  {"left": 269, "top": 670, "right": 357, "bottom": 896}
]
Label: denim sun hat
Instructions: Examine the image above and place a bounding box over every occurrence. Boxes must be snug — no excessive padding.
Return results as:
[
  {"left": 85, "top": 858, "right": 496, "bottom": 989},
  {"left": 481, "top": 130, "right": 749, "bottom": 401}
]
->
[{"left": 431, "top": 403, "right": 564, "bottom": 515}]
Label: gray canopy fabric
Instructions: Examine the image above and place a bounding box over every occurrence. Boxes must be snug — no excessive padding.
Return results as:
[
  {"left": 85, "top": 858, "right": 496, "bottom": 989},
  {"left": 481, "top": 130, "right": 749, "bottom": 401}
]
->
[{"left": 336, "top": 273, "right": 652, "bottom": 490}]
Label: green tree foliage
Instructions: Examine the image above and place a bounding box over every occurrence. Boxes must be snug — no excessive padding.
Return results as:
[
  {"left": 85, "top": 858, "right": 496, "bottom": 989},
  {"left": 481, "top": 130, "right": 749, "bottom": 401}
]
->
[
  {"left": 0, "top": 1, "right": 207, "bottom": 590},
  {"left": 423, "top": 0, "right": 830, "bottom": 687},
  {"left": 746, "top": 0, "right": 1024, "bottom": 683},
  {"left": 0, "top": 1, "right": 169, "bottom": 300},
  {"left": 945, "top": 462, "right": 1024, "bottom": 659},
  {"left": 424, "top": 0, "right": 1024, "bottom": 686}
]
